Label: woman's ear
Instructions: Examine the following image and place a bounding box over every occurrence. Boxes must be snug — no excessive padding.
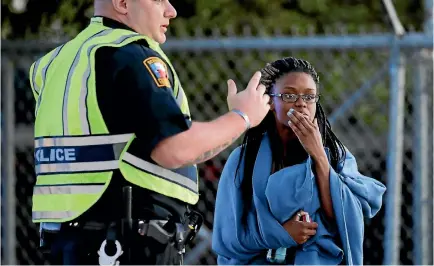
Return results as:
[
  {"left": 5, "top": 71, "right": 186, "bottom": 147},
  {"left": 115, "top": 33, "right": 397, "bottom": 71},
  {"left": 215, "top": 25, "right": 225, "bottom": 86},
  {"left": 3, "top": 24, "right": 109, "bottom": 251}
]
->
[{"left": 315, "top": 102, "right": 320, "bottom": 118}]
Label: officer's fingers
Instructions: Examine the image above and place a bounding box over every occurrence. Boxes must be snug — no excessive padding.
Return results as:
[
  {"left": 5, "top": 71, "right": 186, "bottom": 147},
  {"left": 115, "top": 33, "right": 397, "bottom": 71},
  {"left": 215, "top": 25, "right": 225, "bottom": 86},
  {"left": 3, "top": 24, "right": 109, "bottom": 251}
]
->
[
  {"left": 262, "top": 103, "right": 271, "bottom": 115},
  {"left": 246, "top": 71, "right": 262, "bottom": 92},
  {"left": 227, "top": 79, "right": 237, "bottom": 97},
  {"left": 262, "top": 94, "right": 270, "bottom": 105},
  {"left": 256, "top": 84, "right": 266, "bottom": 96}
]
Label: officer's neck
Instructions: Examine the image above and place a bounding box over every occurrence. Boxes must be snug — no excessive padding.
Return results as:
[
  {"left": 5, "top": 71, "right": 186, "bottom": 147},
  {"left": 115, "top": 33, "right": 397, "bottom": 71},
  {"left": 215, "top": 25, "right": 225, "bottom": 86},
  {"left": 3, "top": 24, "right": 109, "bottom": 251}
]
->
[
  {"left": 93, "top": 11, "right": 157, "bottom": 44},
  {"left": 94, "top": 12, "right": 126, "bottom": 27}
]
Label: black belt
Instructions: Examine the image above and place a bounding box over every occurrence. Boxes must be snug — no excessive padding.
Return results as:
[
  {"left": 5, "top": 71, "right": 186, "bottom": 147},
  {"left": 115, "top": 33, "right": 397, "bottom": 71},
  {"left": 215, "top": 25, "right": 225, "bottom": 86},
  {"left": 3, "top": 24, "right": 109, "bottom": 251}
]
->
[{"left": 61, "top": 220, "right": 108, "bottom": 231}]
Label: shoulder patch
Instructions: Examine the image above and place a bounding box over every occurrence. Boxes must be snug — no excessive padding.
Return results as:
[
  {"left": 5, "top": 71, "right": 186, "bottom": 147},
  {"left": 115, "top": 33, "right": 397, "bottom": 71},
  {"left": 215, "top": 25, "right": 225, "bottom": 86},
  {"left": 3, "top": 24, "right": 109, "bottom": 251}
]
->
[{"left": 143, "top": 57, "right": 171, "bottom": 88}]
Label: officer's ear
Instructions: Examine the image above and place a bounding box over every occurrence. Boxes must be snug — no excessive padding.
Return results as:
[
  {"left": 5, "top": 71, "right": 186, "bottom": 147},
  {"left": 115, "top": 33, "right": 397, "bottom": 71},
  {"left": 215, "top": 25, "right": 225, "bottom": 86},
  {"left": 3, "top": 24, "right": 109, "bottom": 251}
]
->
[{"left": 112, "top": 0, "right": 128, "bottom": 15}]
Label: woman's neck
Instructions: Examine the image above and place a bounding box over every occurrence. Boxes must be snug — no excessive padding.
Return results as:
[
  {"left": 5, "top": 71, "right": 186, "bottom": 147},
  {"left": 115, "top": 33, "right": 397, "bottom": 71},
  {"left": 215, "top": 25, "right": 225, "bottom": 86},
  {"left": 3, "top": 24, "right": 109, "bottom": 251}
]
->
[
  {"left": 275, "top": 122, "right": 297, "bottom": 156},
  {"left": 269, "top": 122, "right": 309, "bottom": 172}
]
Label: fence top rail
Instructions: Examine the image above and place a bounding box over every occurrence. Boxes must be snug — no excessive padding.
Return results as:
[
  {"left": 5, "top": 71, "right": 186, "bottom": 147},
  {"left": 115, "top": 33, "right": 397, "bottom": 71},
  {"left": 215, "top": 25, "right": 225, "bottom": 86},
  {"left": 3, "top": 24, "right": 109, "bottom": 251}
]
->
[
  {"left": 1, "top": 32, "right": 432, "bottom": 53},
  {"left": 164, "top": 33, "right": 433, "bottom": 51}
]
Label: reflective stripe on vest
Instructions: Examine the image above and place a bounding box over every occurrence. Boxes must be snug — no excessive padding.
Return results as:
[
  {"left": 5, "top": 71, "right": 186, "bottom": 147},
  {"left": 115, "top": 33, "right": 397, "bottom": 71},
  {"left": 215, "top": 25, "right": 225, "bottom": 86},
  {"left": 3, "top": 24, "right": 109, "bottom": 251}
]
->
[
  {"left": 35, "top": 133, "right": 133, "bottom": 148},
  {"left": 122, "top": 153, "right": 198, "bottom": 193},
  {"left": 61, "top": 29, "right": 140, "bottom": 135},
  {"left": 62, "top": 29, "right": 115, "bottom": 135},
  {"left": 78, "top": 32, "right": 139, "bottom": 134},
  {"left": 35, "top": 45, "right": 65, "bottom": 115},
  {"left": 33, "top": 211, "right": 77, "bottom": 220},
  {"left": 34, "top": 184, "right": 104, "bottom": 195}
]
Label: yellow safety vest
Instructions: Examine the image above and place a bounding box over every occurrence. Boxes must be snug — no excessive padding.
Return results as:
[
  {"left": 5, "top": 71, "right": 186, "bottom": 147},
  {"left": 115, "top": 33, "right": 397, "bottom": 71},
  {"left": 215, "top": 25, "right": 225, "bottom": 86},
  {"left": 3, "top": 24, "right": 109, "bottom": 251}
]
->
[{"left": 29, "top": 17, "right": 198, "bottom": 223}]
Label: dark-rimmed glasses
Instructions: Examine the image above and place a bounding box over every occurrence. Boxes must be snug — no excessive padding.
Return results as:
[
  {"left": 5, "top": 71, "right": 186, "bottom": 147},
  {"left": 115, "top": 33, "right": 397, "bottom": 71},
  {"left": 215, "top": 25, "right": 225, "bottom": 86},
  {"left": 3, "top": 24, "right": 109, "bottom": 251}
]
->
[{"left": 268, "top": 93, "right": 320, "bottom": 103}]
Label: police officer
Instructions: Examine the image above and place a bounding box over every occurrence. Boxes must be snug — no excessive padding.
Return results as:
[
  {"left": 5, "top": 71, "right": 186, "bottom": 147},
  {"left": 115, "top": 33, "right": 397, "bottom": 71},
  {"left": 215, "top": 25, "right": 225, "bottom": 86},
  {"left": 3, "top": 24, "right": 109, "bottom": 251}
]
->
[{"left": 29, "top": 0, "right": 270, "bottom": 265}]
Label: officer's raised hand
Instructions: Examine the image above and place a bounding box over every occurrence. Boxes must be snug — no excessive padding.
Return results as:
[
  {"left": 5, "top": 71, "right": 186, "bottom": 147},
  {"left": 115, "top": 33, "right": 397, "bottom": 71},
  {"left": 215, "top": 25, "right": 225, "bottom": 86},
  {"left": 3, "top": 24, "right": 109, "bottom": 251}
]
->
[{"left": 226, "top": 71, "right": 270, "bottom": 128}]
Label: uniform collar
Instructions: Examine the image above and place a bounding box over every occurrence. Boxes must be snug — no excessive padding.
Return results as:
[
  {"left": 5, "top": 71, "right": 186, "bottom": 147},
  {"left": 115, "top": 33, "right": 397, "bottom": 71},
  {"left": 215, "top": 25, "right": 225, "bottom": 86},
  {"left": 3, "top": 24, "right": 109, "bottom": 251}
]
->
[{"left": 90, "top": 16, "right": 136, "bottom": 33}]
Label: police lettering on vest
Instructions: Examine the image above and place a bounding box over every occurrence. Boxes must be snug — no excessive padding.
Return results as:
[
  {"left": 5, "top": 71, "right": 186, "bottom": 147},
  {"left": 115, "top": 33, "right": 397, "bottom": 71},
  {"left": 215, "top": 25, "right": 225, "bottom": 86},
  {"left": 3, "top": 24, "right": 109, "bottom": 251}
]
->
[{"left": 35, "top": 147, "right": 77, "bottom": 163}]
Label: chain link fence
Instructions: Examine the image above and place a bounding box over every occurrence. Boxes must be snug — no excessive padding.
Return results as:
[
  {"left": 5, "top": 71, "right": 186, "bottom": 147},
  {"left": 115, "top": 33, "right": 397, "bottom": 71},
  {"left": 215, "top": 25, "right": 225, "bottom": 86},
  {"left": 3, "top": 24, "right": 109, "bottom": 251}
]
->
[{"left": 1, "top": 26, "right": 433, "bottom": 265}]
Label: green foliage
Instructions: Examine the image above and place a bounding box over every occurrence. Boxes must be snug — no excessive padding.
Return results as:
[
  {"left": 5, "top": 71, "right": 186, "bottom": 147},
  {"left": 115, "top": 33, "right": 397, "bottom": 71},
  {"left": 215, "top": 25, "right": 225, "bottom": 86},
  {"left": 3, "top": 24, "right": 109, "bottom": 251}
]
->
[{"left": 1, "top": 0, "right": 425, "bottom": 39}]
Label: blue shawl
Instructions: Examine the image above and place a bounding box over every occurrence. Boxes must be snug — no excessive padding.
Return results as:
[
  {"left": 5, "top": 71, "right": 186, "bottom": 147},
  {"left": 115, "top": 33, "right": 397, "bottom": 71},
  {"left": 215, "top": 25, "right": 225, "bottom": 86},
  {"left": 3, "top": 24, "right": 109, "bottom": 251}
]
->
[{"left": 212, "top": 134, "right": 386, "bottom": 265}]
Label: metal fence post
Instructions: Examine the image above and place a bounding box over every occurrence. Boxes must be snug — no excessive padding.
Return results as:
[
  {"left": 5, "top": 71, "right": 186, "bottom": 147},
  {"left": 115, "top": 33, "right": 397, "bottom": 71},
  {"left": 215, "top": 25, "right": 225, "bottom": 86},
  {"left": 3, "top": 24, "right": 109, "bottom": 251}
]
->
[
  {"left": 383, "top": 39, "right": 406, "bottom": 265},
  {"left": 431, "top": 56, "right": 434, "bottom": 266},
  {"left": 1, "top": 56, "right": 17, "bottom": 265},
  {"left": 424, "top": 0, "right": 433, "bottom": 35},
  {"left": 413, "top": 1, "right": 434, "bottom": 264},
  {"left": 412, "top": 51, "right": 430, "bottom": 266}
]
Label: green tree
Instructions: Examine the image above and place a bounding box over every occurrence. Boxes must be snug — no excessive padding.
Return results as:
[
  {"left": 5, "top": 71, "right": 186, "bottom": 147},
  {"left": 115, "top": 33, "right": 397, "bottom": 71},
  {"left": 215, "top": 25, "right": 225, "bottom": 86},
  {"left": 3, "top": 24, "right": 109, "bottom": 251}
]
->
[{"left": 1, "top": 0, "right": 425, "bottom": 40}]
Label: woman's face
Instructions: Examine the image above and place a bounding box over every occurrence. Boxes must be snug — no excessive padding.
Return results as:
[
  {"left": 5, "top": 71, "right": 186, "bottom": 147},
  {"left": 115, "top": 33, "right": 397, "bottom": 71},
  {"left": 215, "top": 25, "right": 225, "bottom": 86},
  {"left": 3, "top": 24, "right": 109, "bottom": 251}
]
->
[{"left": 270, "top": 72, "right": 318, "bottom": 129}]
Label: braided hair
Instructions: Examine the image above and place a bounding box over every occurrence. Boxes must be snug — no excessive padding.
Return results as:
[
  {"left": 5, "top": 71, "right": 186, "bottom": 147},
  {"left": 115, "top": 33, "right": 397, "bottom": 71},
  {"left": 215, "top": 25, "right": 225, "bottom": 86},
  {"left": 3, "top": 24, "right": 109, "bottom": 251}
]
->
[{"left": 235, "top": 57, "right": 346, "bottom": 223}]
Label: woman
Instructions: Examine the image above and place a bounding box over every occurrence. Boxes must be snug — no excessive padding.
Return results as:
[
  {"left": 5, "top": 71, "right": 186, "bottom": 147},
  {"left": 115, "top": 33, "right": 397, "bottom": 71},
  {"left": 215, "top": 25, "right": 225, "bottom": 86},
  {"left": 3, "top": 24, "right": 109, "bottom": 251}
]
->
[{"left": 212, "top": 57, "right": 386, "bottom": 265}]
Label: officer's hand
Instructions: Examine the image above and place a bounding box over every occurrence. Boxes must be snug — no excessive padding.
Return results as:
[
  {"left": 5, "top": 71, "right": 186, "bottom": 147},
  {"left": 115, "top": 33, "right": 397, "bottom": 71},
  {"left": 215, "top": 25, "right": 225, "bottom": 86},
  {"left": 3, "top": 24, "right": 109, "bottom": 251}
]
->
[
  {"left": 227, "top": 71, "right": 270, "bottom": 127},
  {"left": 282, "top": 211, "right": 318, "bottom": 245}
]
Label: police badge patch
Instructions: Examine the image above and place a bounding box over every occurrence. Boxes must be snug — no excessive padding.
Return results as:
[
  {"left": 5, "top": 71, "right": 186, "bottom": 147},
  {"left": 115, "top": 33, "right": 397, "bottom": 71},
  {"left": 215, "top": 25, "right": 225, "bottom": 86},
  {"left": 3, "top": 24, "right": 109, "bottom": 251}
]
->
[{"left": 143, "top": 57, "right": 171, "bottom": 88}]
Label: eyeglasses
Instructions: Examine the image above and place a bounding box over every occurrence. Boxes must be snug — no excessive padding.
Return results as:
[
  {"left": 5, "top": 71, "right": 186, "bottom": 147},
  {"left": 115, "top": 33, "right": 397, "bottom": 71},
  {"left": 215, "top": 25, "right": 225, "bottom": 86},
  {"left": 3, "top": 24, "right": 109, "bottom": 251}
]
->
[{"left": 268, "top": 93, "right": 320, "bottom": 103}]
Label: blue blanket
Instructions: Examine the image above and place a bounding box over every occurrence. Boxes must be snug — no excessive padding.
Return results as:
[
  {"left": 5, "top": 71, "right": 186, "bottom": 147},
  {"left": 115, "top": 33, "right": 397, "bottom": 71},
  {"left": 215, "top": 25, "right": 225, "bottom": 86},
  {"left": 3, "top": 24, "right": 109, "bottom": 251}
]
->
[{"left": 212, "top": 134, "right": 386, "bottom": 265}]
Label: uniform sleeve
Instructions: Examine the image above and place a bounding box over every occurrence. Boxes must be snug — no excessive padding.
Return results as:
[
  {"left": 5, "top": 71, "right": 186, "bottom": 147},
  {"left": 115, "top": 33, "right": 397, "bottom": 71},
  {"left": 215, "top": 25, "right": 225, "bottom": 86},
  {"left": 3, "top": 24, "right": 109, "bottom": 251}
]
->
[{"left": 95, "top": 44, "right": 190, "bottom": 155}]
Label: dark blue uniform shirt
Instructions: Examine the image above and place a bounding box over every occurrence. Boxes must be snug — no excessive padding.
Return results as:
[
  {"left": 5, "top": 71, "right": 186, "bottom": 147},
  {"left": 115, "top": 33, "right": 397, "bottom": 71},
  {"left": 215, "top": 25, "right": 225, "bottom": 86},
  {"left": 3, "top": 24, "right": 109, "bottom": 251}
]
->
[{"left": 79, "top": 17, "right": 191, "bottom": 223}]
